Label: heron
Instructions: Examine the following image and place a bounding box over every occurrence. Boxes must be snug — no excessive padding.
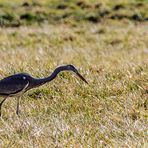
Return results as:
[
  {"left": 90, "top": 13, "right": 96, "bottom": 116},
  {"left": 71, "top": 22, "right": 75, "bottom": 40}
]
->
[{"left": 0, "top": 64, "right": 88, "bottom": 116}]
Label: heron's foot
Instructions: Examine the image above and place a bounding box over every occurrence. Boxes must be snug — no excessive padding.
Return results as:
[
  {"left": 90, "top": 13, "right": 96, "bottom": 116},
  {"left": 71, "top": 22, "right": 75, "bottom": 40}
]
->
[
  {"left": 0, "top": 108, "right": 2, "bottom": 117},
  {"left": 16, "top": 109, "right": 20, "bottom": 117},
  {"left": 0, "top": 97, "right": 7, "bottom": 118},
  {"left": 16, "top": 97, "right": 21, "bottom": 117}
]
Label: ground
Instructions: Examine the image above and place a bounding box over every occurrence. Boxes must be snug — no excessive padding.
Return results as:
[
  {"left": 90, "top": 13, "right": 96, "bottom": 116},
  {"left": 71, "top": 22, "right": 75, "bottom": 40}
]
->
[{"left": 0, "top": 0, "right": 147, "bottom": 147}]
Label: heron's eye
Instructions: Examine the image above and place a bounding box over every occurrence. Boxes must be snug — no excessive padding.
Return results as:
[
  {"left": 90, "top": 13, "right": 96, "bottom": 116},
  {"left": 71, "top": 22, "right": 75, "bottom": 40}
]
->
[{"left": 23, "top": 76, "right": 26, "bottom": 80}]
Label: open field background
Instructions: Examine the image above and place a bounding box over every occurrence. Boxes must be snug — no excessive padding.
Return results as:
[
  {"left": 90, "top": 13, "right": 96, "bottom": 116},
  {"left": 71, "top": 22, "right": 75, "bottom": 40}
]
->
[{"left": 0, "top": 0, "right": 148, "bottom": 147}]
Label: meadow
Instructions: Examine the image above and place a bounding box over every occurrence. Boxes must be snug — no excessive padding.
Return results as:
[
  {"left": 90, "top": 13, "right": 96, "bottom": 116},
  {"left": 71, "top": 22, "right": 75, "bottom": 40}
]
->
[{"left": 0, "top": 0, "right": 147, "bottom": 147}]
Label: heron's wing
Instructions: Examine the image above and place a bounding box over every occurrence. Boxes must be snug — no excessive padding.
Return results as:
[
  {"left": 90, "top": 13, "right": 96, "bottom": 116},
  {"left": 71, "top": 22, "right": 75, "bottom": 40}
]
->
[{"left": 0, "top": 74, "right": 29, "bottom": 95}]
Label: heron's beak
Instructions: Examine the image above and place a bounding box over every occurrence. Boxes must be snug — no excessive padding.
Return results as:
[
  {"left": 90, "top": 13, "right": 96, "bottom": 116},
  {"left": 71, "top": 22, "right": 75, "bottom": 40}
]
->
[{"left": 76, "top": 72, "right": 88, "bottom": 84}]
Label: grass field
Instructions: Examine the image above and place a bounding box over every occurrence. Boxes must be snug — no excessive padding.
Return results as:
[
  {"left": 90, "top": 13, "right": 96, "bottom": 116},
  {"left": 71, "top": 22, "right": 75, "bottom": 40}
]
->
[{"left": 0, "top": 0, "right": 148, "bottom": 147}]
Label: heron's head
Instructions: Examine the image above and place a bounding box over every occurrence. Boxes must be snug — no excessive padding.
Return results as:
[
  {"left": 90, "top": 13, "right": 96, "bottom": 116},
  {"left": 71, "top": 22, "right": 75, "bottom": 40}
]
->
[{"left": 66, "top": 64, "right": 88, "bottom": 84}]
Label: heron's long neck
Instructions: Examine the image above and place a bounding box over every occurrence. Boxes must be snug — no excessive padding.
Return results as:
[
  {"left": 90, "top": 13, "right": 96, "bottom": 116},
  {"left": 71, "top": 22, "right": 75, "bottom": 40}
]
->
[{"left": 32, "top": 66, "right": 68, "bottom": 88}]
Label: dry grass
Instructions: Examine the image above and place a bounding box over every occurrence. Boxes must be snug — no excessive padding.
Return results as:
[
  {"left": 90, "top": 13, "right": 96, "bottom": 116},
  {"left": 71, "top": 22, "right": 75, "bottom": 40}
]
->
[{"left": 0, "top": 1, "right": 148, "bottom": 147}]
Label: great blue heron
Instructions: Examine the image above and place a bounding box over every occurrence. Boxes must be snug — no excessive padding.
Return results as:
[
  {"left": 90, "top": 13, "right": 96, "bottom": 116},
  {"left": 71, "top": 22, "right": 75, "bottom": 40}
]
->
[{"left": 0, "top": 64, "right": 88, "bottom": 116}]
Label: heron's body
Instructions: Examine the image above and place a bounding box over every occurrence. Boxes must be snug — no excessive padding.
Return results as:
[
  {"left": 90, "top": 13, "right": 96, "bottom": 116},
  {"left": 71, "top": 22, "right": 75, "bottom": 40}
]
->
[
  {"left": 0, "top": 65, "right": 88, "bottom": 116},
  {"left": 0, "top": 73, "right": 30, "bottom": 97},
  {"left": 0, "top": 73, "right": 51, "bottom": 97}
]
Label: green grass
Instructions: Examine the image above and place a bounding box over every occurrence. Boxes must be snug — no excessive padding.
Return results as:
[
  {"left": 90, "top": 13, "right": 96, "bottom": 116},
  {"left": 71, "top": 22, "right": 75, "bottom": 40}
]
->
[
  {"left": 0, "top": 0, "right": 148, "bottom": 147},
  {"left": 0, "top": 0, "right": 147, "bottom": 26}
]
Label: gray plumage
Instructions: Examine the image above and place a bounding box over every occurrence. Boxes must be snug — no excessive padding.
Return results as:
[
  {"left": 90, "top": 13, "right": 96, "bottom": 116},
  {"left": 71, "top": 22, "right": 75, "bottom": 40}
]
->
[{"left": 0, "top": 64, "right": 88, "bottom": 116}]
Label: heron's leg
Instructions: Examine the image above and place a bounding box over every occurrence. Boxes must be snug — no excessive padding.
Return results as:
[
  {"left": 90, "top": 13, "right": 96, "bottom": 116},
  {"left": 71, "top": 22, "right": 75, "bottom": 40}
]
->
[
  {"left": 16, "top": 97, "right": 21, "bottom": 116},
  {"left": 0, "top": 97, "right": 7, "bottom": 117}
]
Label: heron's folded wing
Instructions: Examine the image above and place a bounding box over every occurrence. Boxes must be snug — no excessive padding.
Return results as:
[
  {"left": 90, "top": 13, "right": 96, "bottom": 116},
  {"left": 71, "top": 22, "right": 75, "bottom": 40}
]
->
[{"left": 0, "top": 76, "right": 29, "bottom": 95}]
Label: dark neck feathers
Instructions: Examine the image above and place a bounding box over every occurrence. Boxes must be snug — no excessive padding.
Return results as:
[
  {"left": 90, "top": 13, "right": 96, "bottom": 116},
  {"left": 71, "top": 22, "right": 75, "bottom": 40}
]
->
[{"left": 30, "top": 66, "right": 69, "bottom": 88}]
